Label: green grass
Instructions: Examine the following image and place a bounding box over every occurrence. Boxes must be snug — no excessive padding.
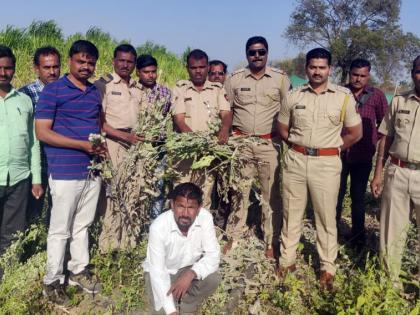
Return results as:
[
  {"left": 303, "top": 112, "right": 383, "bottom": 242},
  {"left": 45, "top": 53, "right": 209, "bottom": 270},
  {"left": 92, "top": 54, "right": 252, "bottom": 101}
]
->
[
  {"left": 0, "top": 20, "right": 187, "bottom": 88},
  {"left": 1, "top": 207, "right": 419, "bottom": 314}
]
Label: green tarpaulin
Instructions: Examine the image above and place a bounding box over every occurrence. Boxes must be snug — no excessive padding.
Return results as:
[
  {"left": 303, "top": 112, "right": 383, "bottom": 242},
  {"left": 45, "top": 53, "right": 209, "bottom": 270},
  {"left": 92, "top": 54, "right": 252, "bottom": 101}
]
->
[{"left": 290, "top": 74, "right": 307, "bottom": 88}]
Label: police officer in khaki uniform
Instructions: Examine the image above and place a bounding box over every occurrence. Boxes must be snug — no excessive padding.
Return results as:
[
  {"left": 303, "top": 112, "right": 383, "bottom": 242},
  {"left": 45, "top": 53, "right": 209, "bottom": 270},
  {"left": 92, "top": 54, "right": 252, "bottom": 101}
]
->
[
  {"left": 277, "top": 48, "right": 362, "bottom": 290},
  {"left": 371, "top": 55, "right": 420, "bottom": 285},
  {"left": 224, "top": 36, "right": 290, "bottom": 258},
  {"left": 172, "top": 49, "right": 232, "bottom": 209},
  {"left": 94, "top": 44, "right": 145, "bottom": 251}
]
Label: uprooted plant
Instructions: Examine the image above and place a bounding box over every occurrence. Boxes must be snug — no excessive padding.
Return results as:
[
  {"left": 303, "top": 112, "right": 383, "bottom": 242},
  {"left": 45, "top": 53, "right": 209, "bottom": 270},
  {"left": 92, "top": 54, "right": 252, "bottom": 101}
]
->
[{"left": 95, "top": 93, "right": 267, "bottom": 240}]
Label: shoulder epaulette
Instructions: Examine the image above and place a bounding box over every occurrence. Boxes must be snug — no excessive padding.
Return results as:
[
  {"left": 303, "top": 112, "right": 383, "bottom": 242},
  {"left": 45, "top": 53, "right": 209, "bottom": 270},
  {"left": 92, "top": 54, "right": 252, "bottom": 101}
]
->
[
  {"left": 335, "top": 85, "right": 352, "bottom": 94},
  {"left": 176, "top": 80, "right": 190, "bottom": 88},
  {"left": 269, "top": 67, "right": 286, "bottom": 75},
  {"left": 209, "top": 81, "right": 223, "bottom": 89},
  {"left": 134, "top": 82, "right": 144, "bottom": 90},
  {"left": 288, "top": 85, "right": 305, "bottom": 95},
  {"left": 396, "top": 90, "right": 412, "bottom": 97},
  {"left": 230, "top": 68, "right": 245, "bottom": 77},
  {"left": 98, "top": 73, "right": 114, "bottom": 84}
]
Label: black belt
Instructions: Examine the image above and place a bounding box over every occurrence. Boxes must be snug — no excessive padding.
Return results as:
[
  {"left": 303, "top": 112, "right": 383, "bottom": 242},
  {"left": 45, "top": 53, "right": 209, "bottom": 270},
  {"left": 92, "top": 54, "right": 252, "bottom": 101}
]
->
[{"left": 116, "top": 128, "right": 132, "bottom": 133}]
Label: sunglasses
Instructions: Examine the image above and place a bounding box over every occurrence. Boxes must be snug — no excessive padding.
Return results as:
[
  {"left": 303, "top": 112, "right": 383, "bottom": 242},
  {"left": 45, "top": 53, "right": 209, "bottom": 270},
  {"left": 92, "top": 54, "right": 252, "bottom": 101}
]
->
[
  {"left": 209, "top": 71, "right": 225, "bottom": 76},
  {"left": 247, "top": 49, "right": 267, "bottom": 57}
]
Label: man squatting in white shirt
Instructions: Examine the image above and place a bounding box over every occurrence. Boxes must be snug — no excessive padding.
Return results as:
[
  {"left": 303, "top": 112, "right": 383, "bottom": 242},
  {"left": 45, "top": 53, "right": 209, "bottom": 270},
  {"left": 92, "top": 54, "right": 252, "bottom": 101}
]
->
[{"left": 142, "top": 182, "right": 221, "bottom": 315}]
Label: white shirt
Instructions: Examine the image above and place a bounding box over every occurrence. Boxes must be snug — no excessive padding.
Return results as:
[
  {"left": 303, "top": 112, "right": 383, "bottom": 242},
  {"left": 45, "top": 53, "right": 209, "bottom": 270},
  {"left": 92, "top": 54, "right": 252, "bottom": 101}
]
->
[{"left": 142, "top": 208, "right": 220, "bottom": 314}]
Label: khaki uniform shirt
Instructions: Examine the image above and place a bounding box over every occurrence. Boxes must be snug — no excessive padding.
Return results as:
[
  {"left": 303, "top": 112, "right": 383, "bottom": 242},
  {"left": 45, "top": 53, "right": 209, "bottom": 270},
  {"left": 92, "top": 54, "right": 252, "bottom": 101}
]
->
[
  {"left": 172, "top": 80, "right": 230, "bottom": 132},
  {"left": 224, "top": 66, "right": 290, "bottom": 135},
  {"left": 379, "top": 90, "right": 420, "bottom": 163},
  {"left": 95, "top": 72, "right": 145, "bottom": 129},
  {"left": 278, "top": 82, "right": 361, "bottom": 148}
]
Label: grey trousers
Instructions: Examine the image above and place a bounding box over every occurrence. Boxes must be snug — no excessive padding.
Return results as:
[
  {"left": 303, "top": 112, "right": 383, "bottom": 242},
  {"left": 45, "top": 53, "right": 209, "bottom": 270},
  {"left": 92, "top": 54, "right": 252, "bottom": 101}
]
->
[{"left": 144, "top": 268, "right": 221, "bottom": 314}]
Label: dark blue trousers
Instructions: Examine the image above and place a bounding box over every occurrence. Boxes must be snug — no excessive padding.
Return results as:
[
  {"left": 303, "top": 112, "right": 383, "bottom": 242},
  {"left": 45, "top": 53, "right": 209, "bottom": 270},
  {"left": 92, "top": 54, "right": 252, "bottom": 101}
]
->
[{"left": 336, "top": 160, "right": 372, "bottom": 241}]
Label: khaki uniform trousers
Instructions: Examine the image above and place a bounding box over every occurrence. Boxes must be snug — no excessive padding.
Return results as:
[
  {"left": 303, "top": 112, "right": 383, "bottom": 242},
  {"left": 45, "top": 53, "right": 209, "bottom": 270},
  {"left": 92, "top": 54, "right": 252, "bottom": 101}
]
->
[
  {"left": 98, "top": 138, "right": 136, "bottom": 252},
  {"left": 280, "top": 149, "right": 341, "bottom": 275},
  {"left": 380, "top": 163, "right": 420, "bottom": 282},
  {"left": 174, "top": 158, "right": 214, "bottom": 210},
  {"left": 227, "top": 137, "right": 282, "bottom": 245},
  {"left": 144, "top": 268, "right": 221, "bottom": 314}
]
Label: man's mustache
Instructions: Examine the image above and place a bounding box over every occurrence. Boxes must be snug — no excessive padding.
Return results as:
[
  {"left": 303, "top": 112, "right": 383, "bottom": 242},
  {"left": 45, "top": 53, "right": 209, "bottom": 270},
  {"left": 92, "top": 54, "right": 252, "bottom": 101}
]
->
[{"left": 178, "top": 216, "right": 192, "bottom": 223}]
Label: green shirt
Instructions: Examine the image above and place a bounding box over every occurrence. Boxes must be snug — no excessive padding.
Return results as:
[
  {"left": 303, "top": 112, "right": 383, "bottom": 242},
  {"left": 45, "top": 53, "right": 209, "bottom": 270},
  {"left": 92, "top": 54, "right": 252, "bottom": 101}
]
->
[{"left": 0, "top": 88, "right": 41, "bottom": 186}]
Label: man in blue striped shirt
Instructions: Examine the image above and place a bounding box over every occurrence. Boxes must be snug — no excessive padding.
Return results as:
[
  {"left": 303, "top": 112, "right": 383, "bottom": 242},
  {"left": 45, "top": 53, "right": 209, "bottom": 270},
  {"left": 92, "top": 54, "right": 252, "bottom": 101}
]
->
[{"left": 35, "top": 40, "right": 105, "bottom": 304}]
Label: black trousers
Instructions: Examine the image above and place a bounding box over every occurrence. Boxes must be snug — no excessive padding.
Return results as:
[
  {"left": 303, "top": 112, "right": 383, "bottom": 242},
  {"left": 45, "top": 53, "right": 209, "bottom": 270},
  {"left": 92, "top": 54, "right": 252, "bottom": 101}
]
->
[
  {"left": 26, "top": 172, "right": 50, "bottom": 224},
  {"left": 0, "top": 177, "right": 29, "bottom": 256},
  {"left": 336, "top": 160, "right": 372, "bottom": 240}
]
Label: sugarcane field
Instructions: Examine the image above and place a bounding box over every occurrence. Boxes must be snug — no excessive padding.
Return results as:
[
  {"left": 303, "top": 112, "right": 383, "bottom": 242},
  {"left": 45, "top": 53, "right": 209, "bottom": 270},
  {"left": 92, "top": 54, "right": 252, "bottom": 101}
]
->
[{"left": 1, "top": 1, "right": 420, "bottom": 314}]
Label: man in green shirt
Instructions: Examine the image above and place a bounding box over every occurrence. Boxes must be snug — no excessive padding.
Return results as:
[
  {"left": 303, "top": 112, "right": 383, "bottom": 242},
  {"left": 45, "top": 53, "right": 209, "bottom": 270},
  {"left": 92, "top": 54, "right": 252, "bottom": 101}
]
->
[{"left": 0, "top": 45, "right": 43, "bottom": 266}]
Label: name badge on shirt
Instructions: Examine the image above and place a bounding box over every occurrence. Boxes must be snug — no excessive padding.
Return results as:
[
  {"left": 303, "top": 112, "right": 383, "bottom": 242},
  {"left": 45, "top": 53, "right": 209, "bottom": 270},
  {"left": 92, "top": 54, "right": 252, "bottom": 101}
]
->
[
  {"left": 397, "top": 109, "right": 410, "bottom": 114},
  {"left": 184, "top": 97, "right": 192, "bottom": 101},
  {"left": 295, "top": 105, "right": 306, "bottom": 109},
  {"left": 240, "top": 87, "right": 251, "bottom": 91},
  {"left": 111, "top": 91, "right": 122, "bottom": 95}
]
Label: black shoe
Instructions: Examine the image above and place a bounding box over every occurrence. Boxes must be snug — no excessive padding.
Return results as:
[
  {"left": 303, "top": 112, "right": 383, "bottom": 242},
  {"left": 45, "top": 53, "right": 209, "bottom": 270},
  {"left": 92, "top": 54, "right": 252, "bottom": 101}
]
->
[
  {"left": 43, "top": 280, "right": 70, "bottom": 305},
  {"left": 68, "top": 269, "right": 101, "bottom": 294}
]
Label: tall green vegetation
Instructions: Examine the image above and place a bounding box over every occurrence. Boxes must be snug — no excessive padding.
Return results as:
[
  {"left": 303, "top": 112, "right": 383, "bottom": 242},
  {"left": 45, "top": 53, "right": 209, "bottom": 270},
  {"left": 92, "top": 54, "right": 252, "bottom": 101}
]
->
[{"left": 0, "top": 20, "right": 187, "bottom": 88}]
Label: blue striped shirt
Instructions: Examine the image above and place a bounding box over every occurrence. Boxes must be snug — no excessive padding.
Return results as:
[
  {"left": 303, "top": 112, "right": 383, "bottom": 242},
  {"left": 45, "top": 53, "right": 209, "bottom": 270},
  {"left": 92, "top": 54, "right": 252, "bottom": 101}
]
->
[{"left": 35, "top": 75, "right": 102, "bottom": 180}]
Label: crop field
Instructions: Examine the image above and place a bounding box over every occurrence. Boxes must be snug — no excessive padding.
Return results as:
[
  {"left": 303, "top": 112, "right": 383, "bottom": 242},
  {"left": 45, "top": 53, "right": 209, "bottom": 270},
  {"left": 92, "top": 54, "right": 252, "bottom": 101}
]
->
[
  {"left": 0, "top": 21, "right": 419, "bottom": 315},
  {"left": 0, "top": 20, "right": 188, "bottom": 88}
]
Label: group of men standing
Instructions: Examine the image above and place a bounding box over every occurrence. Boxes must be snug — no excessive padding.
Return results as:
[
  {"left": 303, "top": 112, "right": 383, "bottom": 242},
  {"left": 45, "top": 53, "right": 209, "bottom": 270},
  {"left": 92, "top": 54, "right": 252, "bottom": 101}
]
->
[
  {"left": 143, "top": 38, "right": 420, "bottom": 313},
  {"left": 0, "top": 40, "right": 175, "bottom": 305},
  {"left": 0, "top": 34, "right": 419, "bottom": 313}
]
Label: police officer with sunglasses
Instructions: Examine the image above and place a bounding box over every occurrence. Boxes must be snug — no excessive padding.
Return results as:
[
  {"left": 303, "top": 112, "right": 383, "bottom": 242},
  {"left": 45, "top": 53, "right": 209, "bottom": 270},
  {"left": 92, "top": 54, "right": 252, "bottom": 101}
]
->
[{"left": 224, "top": 36, "right": 290, "bottom": 260}]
